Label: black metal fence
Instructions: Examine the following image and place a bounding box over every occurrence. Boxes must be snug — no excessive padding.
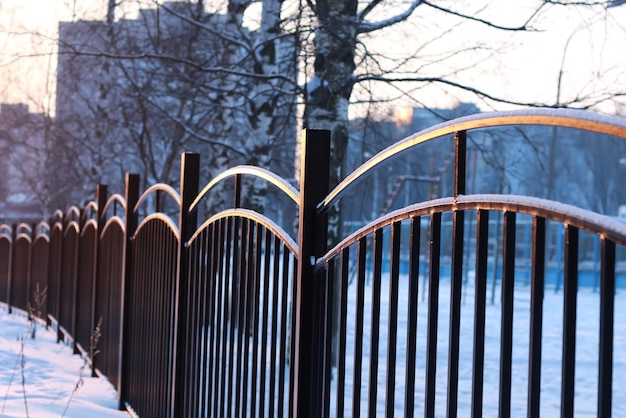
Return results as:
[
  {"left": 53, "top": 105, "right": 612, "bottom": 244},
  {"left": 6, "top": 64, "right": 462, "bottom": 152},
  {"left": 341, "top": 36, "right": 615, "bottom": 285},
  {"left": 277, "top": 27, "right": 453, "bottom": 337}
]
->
[{"left": 1, "top": 109, "right": 626, "bottom": 417}]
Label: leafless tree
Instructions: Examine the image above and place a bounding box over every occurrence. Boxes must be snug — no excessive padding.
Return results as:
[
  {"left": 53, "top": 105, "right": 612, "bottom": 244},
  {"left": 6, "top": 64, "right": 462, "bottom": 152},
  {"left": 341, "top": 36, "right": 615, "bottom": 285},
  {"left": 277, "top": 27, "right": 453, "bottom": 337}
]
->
[{"left": 2, "top": 0, "right": 625, "bottom": 223}]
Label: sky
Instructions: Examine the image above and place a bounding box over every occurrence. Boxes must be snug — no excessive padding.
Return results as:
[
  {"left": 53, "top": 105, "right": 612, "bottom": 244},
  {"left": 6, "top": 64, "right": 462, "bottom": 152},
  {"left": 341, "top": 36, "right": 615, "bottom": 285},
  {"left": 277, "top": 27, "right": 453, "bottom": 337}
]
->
[
  {"left": 0, "top": 0, "right": 625, "bottom": 117},
  {"left": 0, "top": 307, "right": 128, "bottom": 417}
]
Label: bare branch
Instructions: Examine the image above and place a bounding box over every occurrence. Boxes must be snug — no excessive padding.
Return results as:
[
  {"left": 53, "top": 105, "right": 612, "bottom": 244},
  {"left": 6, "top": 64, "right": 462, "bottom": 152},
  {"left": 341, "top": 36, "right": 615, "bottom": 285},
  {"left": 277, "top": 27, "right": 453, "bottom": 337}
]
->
[
  {"left": 356, "top": 73, "right": 626, "bottom": 109},
  {"left": 52, "top": 47, "right": 297, "bottom": 86},
  {"left": 358, "top": 0, "right": 384, "bottom": 21},
  {"left": 543, "top": 0, "right": 613, "bottom": 6},
  {"left": 421, "top": 0, "right": 545, "bottom": 31},
  {"left": 358, "top": 0, "right": 422, "bottom": 34}
]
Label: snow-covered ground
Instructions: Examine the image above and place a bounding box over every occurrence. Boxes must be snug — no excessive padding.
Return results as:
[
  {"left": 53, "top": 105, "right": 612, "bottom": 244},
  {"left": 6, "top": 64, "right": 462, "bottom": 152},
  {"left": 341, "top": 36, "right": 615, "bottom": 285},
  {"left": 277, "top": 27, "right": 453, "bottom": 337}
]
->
[{"left": 0, "top": 306, "right": 128, "bottom": 418}]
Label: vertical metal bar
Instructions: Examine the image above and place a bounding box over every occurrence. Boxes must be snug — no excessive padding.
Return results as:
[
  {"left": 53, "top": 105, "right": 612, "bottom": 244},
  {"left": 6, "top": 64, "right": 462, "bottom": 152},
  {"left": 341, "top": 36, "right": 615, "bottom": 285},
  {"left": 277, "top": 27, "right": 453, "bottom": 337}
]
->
[
  {"left": 353, "top": 237, "right": 367, "bottom": 418},
  {"left": 183, "top": 238, "right": 194, "bottom": 417},
  {"left": 336, "top": 248, "right": 350, "bottom": 418},
  {"left": 454, "top": 130, "right": 467, "bottom": 198},
  {"left": 309, "top": 250, "right": 325, "bottom": 416},
  {"left": 70, "top": 219, "right": 80, "bottom": 355},
  {"left": 447, "top": 207, "right": 465, "bottom": 418},
  {"left": 212, "top": 218, "right": 226, "bottom": 418},
  {"left": 289, "top": 257, "right": 299, "bottom": 418},
  {"left": 234, "top": 219, "right": 249, "bottom": 418},
  {"left": 294, "top": 129, "right": 331, "bottom": 418},
  {"left": 201, "top": 228, "right": 212, "bottom": 416},
  {"left": 385, "top": 221, "right": 401, "bottom": 418},
  {"left": 219, "top": 216, "right": 234, "bottom": 417},
  {"left": 250, "top": 222, "right": 264, "bottom": 418},
  {"left": 5, "top": 226, "right": 14, "bottom": 314},
  {"left": 202, "top": 223, "right": 216, "bottom": 418},
  {"left": 91, "top": 184, "right": 107, "bottom": 377},
  {"left": 230, "top": 200, "right": 241, "bottom": 379},
  {"left": 159, "top": 224, "right": 168, "bottom": 415},
  {"left": 242, "top": 219, "right": 255, "bottom": 417},
  {"left": 425, "top": 212, "right": 442, "bottom": 418},
  {"left": 404, "top": 216, "right": 420, "bottom": 418},
  {"left": 367, "top": 228, "right": 384, "bottom": 418},
  {"left": 322, "top": 260, "right": 335, "bottom": 418},
  {"left": 499, "top": 211, "right": 516, "bottom": 418},
  {"left": 210, "top": 220, "right": 222, "bottom": 416},
  {"left": 471, "top": 210, "right": 489, "bottom": 418},
  {"left": 527, "top": 216, "right": 545, "bottom": 418},
  {"left": 259, "top": 227, "right": 272, "bottom": 417},
  {"left": 227, "top": 216, "right": 243, "bottom": 418},
  {"left": 118, "top": 173, "right": 139, "bottom": 411},
  {"left": 234, "top": 173, "right": 242, "bottom": 209},
  {"left": 190, "top": 230, "right": 203, "bottom": 416},
  {"left": 269, "top": 235, "right": 281, "bottom": 418},
  {"left": 561, "top": 225, "right": 578, "bottom": 418},
  {"left": 598, "top": 238, "right": 615, "bottom": 417},
  {"left": 278, "top": 246, "right": 291, "bottom": 418}
]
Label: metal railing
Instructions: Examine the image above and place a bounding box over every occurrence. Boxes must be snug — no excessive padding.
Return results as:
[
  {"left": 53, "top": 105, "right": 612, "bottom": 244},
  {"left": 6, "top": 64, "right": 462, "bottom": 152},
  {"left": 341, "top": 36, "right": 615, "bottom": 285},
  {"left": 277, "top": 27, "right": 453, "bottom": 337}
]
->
[{"left": 1, "top": 109, "right": 626, "bottom": 417}]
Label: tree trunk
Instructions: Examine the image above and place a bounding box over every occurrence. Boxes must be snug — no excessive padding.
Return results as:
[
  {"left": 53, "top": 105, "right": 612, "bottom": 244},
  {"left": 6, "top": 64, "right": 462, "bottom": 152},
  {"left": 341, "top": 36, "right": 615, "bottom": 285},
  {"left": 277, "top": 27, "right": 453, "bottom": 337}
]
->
[{"left": 303, "top": 0, "right": 357, "bottom": 244}]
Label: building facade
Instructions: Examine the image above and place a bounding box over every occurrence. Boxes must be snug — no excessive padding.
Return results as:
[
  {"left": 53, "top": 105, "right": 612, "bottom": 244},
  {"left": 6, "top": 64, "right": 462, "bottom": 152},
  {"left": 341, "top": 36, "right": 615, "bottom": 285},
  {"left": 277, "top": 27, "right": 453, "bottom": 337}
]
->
[{"left": 55, "top": 2, "right": 297, "bottom": 213}]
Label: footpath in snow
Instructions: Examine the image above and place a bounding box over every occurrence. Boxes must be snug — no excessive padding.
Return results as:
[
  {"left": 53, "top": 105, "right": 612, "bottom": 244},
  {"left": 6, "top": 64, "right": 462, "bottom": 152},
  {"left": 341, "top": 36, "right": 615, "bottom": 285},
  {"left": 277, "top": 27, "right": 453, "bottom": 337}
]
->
[{"left": 0, "top": 306, "right": 128, "bottom": 418}]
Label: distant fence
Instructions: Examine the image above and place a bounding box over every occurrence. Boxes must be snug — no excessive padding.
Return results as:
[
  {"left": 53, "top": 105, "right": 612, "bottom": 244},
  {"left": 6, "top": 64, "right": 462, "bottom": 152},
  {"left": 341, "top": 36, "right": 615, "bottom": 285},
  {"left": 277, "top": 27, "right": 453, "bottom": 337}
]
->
[{"left": 2, "top": 109, "right": 626, "bottom": 417}]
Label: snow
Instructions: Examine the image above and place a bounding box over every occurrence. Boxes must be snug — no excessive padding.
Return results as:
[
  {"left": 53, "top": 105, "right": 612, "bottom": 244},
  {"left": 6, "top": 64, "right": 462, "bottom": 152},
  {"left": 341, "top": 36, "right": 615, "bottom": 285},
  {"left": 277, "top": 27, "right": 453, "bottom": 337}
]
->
[{"left": 0, "top": 306, "right": 128, "bottom": 418}]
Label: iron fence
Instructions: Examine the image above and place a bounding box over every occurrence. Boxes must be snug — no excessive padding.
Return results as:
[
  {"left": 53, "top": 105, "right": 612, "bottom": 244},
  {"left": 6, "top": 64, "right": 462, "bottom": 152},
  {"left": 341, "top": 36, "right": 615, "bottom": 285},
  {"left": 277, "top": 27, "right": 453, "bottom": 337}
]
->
[{"left": 1, "top": 109, "right": 626, "bottom": 417}]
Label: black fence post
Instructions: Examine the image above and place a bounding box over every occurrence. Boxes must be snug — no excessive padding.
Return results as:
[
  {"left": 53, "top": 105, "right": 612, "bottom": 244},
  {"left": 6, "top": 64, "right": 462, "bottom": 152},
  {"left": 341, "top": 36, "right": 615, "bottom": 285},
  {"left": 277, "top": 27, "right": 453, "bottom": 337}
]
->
[
  {"left": 24, "top": 225, "right": 33, "bottom": 321},
  {"left": 293, "top": 129, "right": 331, "bottom": 418},
  {"left": 7, "top": 225, "right": 15, "bottom": 314},
  {"left": 91, "top": 184, "right": 107, "bottom": 377},
  {"left": 448, "top": 130, "right": 467, "bottom": 417},
  {"left": 173, "top": 153, "right": 200, "bottom": 418},
  {"left": 118, "top": 173, "right": 139, "bottom": 411}
]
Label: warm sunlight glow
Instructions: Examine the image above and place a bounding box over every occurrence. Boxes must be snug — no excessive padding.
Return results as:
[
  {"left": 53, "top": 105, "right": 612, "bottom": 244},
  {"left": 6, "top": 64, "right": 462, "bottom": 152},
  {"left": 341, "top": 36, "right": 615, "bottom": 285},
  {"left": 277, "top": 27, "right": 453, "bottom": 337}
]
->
[{"left": 395, "top": 107, "right": 414, "bottom": 127}]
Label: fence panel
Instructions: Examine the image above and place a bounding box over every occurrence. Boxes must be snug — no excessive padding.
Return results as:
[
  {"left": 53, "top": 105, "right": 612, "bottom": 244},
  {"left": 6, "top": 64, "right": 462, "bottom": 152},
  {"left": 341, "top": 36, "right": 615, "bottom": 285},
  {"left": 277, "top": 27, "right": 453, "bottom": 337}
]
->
[
  {"left": 95, "top": 217, "right": 126, "bottom": 388},
  {"left": 315, "top": 202, "right": 626, "bottom": 417},
  {"left": 177, "top": 214, "right": 298, "bottom": 418},
  {"left": 58, "top": 220, "right": 79, "bottom": 342},
  {"left": 122, "top": 215, "right": 179, "bottom": 417},
  {"left": 74, "top": 220, "right": 98, "bottom": 355},
  {"left": 47, "top": 218, "right": 63, "bottom": 326},
  {"left": 30, "top": 225, "right": 49, "bottom": 321},
  {"left": 10, "top": 226, "right": 31, "bottom": 313}
]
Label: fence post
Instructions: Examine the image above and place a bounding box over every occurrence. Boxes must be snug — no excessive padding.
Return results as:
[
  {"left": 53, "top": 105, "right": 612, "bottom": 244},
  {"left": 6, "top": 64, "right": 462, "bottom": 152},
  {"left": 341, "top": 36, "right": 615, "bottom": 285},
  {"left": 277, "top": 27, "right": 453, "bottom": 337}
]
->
[
  {"left": 7, "top": 225, "right": 15, "bottom": 314},
  {"left": 91, "top": 184, "right": 107, "bottom": 377},
  {"left": 293, "top": 129, "right": 331, "bottom": 418},
  {"left": 118, "top": 173, "right": 139, "bottom": 411},
  {"left": 173, "top": 153, "right": 200, "bottom": 418}
]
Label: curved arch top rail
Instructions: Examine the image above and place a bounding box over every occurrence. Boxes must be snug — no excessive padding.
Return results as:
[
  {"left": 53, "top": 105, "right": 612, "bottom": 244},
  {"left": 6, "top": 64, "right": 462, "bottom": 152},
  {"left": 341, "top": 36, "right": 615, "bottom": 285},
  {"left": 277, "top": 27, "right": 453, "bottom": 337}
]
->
[
  {"left": 190, "top": 207, "right": 298, "bottom": 254},
  {"left": 133, "top": 183, "right": 181, "bottom": 213},
  {"left": 101, "top": 193, "right": 127, "bottom": 218},
  {"left": 321, "top": 108, "right": 626, "bottom": 214},
  {"left": 322, "top": 193, "right": 626, "bottom": 263},
  {"left": 189, "top": 165, "right": 300, "bottom": 212}
]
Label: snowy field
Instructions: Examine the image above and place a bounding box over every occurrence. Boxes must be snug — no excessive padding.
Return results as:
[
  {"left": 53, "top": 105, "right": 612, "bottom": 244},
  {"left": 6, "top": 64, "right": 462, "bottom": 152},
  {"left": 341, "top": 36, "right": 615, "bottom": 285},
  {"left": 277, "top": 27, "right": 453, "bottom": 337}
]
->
[{"left": 0, "top": 305, "right": 128, "bottom": 418}]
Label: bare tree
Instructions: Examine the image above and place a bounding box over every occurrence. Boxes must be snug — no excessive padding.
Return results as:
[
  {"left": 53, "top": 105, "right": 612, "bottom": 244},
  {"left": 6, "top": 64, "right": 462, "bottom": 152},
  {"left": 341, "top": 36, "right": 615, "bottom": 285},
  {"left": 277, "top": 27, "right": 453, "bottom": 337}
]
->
[
  {"left": 2, "top": 0, "right": 625, "bottom": 222},
  {"left": 54, "top": 0, "right": 298, "bottom": 215}
]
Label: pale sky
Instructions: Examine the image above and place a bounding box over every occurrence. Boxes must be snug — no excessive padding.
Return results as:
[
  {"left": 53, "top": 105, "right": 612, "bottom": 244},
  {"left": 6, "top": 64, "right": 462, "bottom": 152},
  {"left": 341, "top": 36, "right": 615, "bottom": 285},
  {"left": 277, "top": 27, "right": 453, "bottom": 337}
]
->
[{"left": 0, "top": 0, "right": 625, "bottom": 117}]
